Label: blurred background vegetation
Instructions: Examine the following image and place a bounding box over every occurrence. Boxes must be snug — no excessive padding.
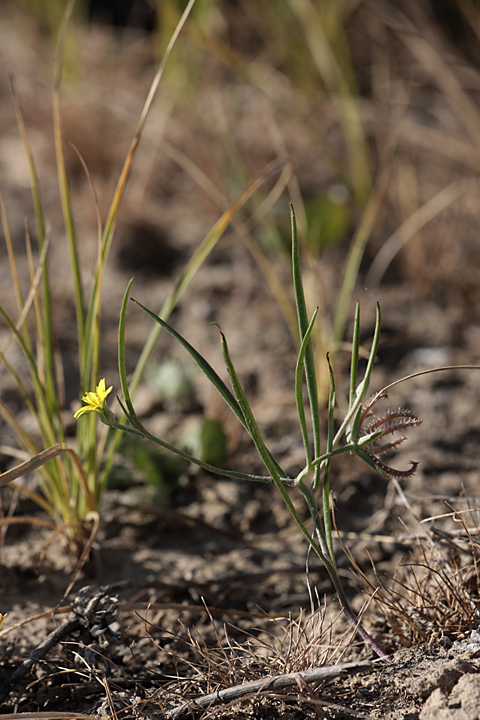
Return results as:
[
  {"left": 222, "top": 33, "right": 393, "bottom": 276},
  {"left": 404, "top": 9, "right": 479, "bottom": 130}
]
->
[{"left": 4, "top": 0, "right": 479, "bottom": 312}]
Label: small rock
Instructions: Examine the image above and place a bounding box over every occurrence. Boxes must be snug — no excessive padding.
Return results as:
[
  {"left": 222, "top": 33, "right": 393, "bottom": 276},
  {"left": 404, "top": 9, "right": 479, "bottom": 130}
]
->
[{"left": 420, "top": 674, "right": 480, "bottom": 720}]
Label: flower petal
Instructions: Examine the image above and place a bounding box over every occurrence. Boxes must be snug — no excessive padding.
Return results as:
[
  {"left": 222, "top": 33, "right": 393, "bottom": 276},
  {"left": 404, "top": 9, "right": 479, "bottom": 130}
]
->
[
  {"left": 74, "top": 379, "right": 113, "bottom": 420},
  {"left": 74, "top": 405, "right": 95, "bottom": 419}
]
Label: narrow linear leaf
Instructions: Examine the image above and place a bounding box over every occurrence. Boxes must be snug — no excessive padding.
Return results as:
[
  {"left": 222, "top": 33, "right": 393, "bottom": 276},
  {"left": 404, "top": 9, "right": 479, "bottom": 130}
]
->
[
  {"left": 10, "top": 76, "right": 57, "bottom": 407},
  {"left": 291, "top": 204, "right": 321, "bottom": 489},
  {"left": 323, "top": 354, "right": 336, "bottom": 565},
  {"left": 0, "top": 193, "right": 25, "bottom": 324},
  {"left": 115, "top": 396, "right": 280, "bottom": 485},
  {"left": 118, "top": 290, "right": 281, "bottom": 484},
  {"left": 296, "top": 307, "right": 319, "bottom": 468},
  {"left": 348, "top": 404, "right": 364, "bottom": 445},
  {"left": 214, "top": 324, "right": 287, "bottom": 484},
  {"left": 52, "top": 0, "right": 85, "bottom": 370},
  {"left": 0, "top": 306, "right": 46, "bottom": 407},
  {"left": 118, "top": 279, "right": 138, "bottom": 424},
  {"left": 335, "top": 303, "right": 382, "bottom": 447},
  {"left": 132, "top": 299, "right": 245, "bottom": 428},
  {"left": 361, "top": 302, "right": 381, "bottom": 395},
  {"left": 349, "top": 303, "right": 360, "bottom": 408}
]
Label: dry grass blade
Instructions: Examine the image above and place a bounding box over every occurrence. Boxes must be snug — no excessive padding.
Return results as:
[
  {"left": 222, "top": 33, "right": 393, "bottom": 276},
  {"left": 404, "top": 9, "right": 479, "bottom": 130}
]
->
[
  {"left": 347, "top": 483, "right": 480, "bottom": 647},
  {"left": 366, "top": 179, "right": 479, "bottom": 287},
  {"left": 0, "top": 444, "right": 87, "bottom": 491},
  {"left": 0, "top": 443, "right": 90, "bottom": 510},
  {"left": 386, "top": 3, "right": 480, "bottom": 153},
  {"left": 0, "top": 199, "right": 49, "bottom": 361},
  {"left": 98, "top": 0, "right": 198, "bottom": 267},
  {"left": 126, "top": 158, "right": 289, "bottom": 401}
]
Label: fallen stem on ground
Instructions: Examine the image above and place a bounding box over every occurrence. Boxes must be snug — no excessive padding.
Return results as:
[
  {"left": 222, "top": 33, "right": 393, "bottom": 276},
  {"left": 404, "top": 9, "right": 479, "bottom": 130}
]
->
[{"left": 164, "top": 660, "right": 373, "bottom": 719}]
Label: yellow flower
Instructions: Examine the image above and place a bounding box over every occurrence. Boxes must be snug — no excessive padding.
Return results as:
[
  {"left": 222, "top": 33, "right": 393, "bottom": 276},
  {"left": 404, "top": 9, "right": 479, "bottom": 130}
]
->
[{"left": 74, "top": 379, "right": 113, "bottom": 419}]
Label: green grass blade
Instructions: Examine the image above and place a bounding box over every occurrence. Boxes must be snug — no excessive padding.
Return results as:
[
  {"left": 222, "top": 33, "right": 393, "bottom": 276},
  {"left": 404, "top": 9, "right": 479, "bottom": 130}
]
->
[
  {"left": 116, "top": 284, "right": 288, "bottom": 483},
  {"left": 70, "top": 144, "right": 103, "bottom": 397},
  {"left": 357, "top": 302, "right": 381, "bottom": 400},
  {"left": 215, "top": 324, "right": 286, "bottom": 480},
  {"left": 10, "top": 77, "right": 58, "bottom": 412},
  {"left": 0, "top": 308, "right": 49, "bottom": 423},
  {"left": 9, "top": 77, "right": 46, "bottom": 263},
  {"left": 24, "top": 232, "right": 62, "bottom": 433},
  {"left": 118, "top": 279, "right": 139, "bottom": 425},
  {"left": 335, "top": 303, "right": 382, "bottom": 447},
  {"left": 295, "top": 307, "right": 319, "bottom": 469},
  {"left": 0, "top": 309, "right": 69, "bottom": 508},
  {"left": 323, "top": 354, "right": 336, "bottom": 566},
  {"left": 349, "top": 303, "right": 360, "bottom": 408},
  {"left": 291, "top": 203, "right": 321, "bottom": 490},
  {"left": 0, "top": 205, "right": 49, "bottom": 365},
  {"left": 0, "top": 349, "right": 38, "bottom": 420},
  {"left": 0, "top": 194, "right": 26, "bottom": 331}
]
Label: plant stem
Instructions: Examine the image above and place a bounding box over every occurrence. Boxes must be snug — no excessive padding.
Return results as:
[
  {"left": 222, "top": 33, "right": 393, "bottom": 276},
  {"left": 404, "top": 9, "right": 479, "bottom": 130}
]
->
[{"left": 326, "top": 565, "right": 392, "bottom": 663}]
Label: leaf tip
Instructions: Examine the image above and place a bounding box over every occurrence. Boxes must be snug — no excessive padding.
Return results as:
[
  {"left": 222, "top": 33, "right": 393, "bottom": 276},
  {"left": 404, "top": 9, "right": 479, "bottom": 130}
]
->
[{"left": 210, "top": 321, "right": 225, "bottom": 340}]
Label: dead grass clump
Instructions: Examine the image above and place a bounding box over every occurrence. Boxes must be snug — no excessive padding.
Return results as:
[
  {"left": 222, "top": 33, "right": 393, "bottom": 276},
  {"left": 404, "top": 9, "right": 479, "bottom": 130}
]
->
[
  {"left": 360, "top": 501, "right": 480, "bottom": 648},
  {"left": 138, "top": 599, "right": 367, "bottom": 718}
]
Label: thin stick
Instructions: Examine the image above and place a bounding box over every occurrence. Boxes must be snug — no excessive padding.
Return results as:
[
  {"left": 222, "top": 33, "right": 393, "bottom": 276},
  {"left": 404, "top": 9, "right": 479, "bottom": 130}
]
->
[{"left": 164, "top": 660, "right": 372, "bottom": 719}]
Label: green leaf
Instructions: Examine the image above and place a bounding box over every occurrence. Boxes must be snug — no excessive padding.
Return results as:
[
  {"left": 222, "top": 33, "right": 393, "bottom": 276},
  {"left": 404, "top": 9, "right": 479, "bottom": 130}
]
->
[
  {"left": 355, "top": 302, "right": 381, "bottom": 403},
  {"left": 214, "top": 323, "right": 286, "bottom": 480},
  {"left": 295, "top": 307, "right": 319, "bottom": 468},
  {"left": 118, "top": 279, "right": 140, "bottom": 428},
  {"left": 291, "top": 204, "right": 321, "bottom": 489},
  {"left": 133, "top": 300, "right": 246, "bottom": 429},
  {"left": 323, "top": 353, "right": 336, "bottom": 566},
  {"left": 349, "top": 302, "right": 360, "bottom": 409}
]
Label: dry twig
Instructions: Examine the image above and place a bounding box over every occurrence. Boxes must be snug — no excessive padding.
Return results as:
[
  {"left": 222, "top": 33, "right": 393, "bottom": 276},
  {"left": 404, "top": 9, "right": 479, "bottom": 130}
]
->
[{"left": 162, "top": 660, "right": 372, "bottom": 719}]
